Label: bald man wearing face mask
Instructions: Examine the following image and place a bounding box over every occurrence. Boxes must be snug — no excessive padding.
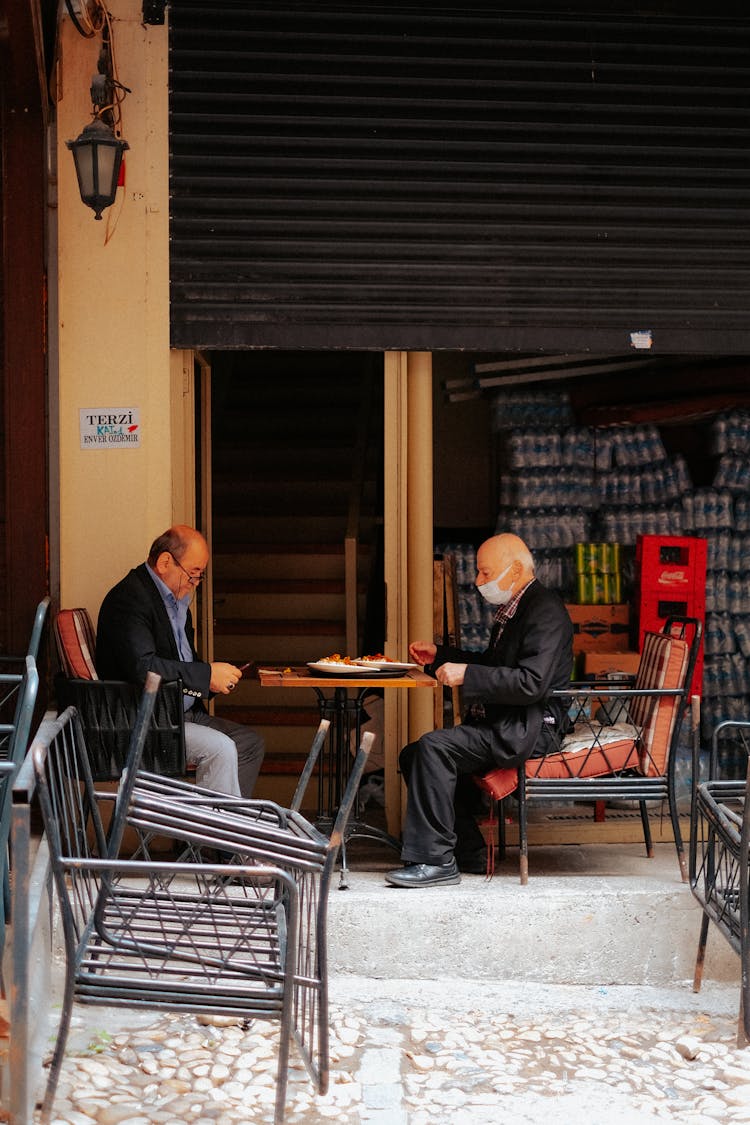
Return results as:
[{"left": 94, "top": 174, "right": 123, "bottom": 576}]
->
[{"left": 386, "top": 533, "right": 573, "bottom": 888}]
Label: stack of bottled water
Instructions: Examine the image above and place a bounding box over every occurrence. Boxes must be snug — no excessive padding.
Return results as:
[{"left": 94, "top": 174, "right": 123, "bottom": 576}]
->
[
  {"left": 499, "top": 468, "right": 598, "bottom": 508},
  {"left": 595, "top": 427, "right": 692, "bottom": 546},
  {"left": 485, "top": 396, "right": 750, "bottom": 777},
  {"left": 495, "top": 507, "right": 592, "bottom": 549},
  {"left": 711, "top": 409, "right": 750, "bottom": 456},
  {"left": 491, "top": 391, "right": 574, "bottom": 431},
  {"left": 695, "top": 414, "right": 750, "bottom": 768},
  {"left": 434, "top": 543, "right": 493, "bottom": 652}
]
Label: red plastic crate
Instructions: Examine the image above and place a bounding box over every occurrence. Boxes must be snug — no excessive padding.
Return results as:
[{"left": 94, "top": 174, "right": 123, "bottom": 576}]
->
[
  {"left": 635, "top": 534, "right": 707, "bottom": 599},
  {"left": 636, "top": 536, "right": 706, "bottom": 698}
]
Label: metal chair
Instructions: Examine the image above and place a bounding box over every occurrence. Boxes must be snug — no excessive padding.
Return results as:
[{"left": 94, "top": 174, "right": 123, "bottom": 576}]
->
[
  {"left": 119, "top": 718, "right": 331, "bottom": 862},
  {"left": 477, "top": 616, "right": 702, "bottom": 883},
  {"left": 0, "top": 759, "right": 19, "bottom": 978},
  {"left": 0, "top": 655, "right": 39, "bottom": 967},
  {"left": 33, "top": 678, "right": 372, "bottom": 1124},
  {"left": 53, "top": 607, "right": 186, "bottom": 780},
  {"left": 0, "top": 595, "right": 50, "bottom": 672},
  {"left": 690, "top": 719, "right": 750, "bottom": 1045}
]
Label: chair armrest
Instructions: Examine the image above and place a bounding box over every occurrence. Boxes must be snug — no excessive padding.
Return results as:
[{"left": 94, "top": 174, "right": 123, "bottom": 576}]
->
[
  {"left": 56, "top": 676, "right": 186, "bottom": 780},
  {"left": 127, "top": 789, "right": 328, "bottom": 871},
  {"left": 132, "top": 771, "right": 294, "bottom": 828},
  {"left": 709, "top": 719, "right": 750, "bottom": 781},
  {"left": 60, "top": 856, "right": 299, "bottom": 882}
]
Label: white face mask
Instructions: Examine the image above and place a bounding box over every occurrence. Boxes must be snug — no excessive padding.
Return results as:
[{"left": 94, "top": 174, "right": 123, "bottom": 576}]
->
[{"left": 477, "top": 563, "right": 514, "bottom": 606}]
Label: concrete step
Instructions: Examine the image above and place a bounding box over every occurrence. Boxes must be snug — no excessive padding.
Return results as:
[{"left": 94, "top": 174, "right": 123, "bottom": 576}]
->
[{"left": 327, "top": 841, "right": 738, "bottom": 987}]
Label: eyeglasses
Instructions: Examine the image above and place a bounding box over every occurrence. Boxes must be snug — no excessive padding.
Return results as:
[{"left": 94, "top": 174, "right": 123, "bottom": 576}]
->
[{"left": 169, "top": 551, "right": 206, "bottom": 586}]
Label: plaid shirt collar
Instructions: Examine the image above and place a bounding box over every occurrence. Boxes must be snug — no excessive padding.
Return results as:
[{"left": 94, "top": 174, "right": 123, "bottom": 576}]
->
[{"left": 493, "top": 577, "right": 535, "bottom": 631}]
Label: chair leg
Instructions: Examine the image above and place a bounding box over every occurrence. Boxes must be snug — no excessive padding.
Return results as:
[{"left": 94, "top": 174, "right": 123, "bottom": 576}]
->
[
  {"left": 742, "top": 910, "right": 750, "bottom": 1047},
  {"left": 739, "top": 994, "right": 749, "bottom": 1049},
  {"left": 638, "top": 799, "right": 654, "bottom": 859},
  {"left": 40, "top": 960, "right": 76, "bottom": 1123},
  {"left": 517, "top": 769, "right": 528, "bottom": 885},
  {"left": 693, "top": 912, "right": 710, "bottom": 993},
  {"left": 497, "top": 797, "right": 506, "bottom": 860},
  {"left": 663, "top": 777, "right": 688, "bottom": 881}
]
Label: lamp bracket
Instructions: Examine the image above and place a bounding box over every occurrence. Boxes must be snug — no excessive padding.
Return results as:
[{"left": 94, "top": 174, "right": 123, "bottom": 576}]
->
[{"left": 142, "top": 0, "right": 166, "bottom": 25}]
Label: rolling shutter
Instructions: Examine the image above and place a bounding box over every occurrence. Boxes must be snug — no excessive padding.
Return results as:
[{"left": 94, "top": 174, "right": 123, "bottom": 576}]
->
[{"left": 170, "top": 3, "right": 750, "bottom": 352}]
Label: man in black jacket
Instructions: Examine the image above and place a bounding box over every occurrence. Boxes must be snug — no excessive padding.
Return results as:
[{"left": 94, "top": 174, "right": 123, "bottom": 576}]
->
[
  {"left": 96, "top": 525, "right": 264, "bottom": 796},
  {"left": 386, "top": 533, "right": 573, "bottom": 888}
]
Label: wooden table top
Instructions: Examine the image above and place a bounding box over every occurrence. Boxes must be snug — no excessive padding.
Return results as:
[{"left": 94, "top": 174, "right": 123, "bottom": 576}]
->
[{"left": 257, "top": 665, "right": 435, "bottom": 689}]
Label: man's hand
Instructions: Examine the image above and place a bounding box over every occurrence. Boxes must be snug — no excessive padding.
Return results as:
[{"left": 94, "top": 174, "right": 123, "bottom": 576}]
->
[
  {"left": 409, "top": 640, "right": 437, "bottom": 666},
  {"left": 210, "top": 661, "right": 243, "bottom": 694},
  {"left": 436, "top": 662, "right": 467, "bottom": 687}
]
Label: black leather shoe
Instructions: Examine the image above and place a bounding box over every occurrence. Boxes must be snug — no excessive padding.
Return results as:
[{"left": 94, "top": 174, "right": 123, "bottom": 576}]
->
[{"left": 384, "top": 859, "right": 460, "bottom": 888}]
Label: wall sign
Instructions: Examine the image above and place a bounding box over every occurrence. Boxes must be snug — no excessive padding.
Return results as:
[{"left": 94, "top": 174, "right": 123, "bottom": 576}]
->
[{"left": 80, "top": 408, "right": 141, "bottom": 449}]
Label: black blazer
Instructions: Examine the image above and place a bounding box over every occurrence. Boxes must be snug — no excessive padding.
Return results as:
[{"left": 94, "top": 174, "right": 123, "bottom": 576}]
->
[
  {"left": 433, "top": 580, "right": 573, "bottom": 768},
  {"left": 96, "top": 562, "right": 210, "bottom": 705}
]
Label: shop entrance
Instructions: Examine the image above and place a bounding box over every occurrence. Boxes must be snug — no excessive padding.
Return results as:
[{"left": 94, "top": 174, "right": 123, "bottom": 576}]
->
[{"left": 200, "top": 350, "right": 386, "bottom": 800}]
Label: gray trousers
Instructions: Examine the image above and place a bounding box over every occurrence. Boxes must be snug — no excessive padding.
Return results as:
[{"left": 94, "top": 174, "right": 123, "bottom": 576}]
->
[{"left": 184, "top": 708, "right": 265, "bottom": 797}]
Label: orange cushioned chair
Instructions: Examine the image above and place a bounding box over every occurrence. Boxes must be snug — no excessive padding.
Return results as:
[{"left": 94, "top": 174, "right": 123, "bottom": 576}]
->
[
  {"left": 476, "top": 616, "right": 702, "bottom": 885},
  {"left": 54, "top": 607, "right": 187, "bottom": 782}
]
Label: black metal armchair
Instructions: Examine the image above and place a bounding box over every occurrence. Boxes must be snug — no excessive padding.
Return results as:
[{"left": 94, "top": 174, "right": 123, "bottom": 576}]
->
[
  {"left": 53, "top": 607, "right": 186, "bottom": 780},
  {"left": 477, "top": 616, "right": 702, "bottom": 884}
]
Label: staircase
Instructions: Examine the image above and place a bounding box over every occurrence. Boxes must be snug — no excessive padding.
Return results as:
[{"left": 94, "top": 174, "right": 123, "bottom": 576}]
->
[{"left": 209, "top": 353, "right": 383, "bottom": 803}]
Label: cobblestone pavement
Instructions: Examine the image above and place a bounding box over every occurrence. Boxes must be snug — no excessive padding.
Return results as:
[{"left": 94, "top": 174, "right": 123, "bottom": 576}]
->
[{"left": 45, "top": 978, "right": 750, "bottom": 1124}]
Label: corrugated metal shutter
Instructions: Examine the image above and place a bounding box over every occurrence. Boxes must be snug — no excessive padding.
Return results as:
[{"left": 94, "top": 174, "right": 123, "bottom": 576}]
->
[{"left": 169, "top": 3, "right": 750, "bottom": 353}]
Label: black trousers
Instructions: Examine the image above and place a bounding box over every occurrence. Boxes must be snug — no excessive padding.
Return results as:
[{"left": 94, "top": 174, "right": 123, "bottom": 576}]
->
[{"left": 399, "top": 724, "right": 498, "bottom": 865}]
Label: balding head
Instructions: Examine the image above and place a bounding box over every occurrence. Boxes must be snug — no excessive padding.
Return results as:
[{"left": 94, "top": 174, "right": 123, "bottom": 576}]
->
[
  {"left": 475, "top": 533, "right": 534, "bottom": 603},
  {"left": 148, "top": 525, "right": 209, "bottom": 600},
  {"left": 148, "top": 525, "right": 207, "bottom": 567}
]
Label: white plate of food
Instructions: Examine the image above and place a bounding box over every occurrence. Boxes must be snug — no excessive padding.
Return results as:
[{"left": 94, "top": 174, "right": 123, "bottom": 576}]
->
[
  {"left": 307, "top": 659, "right": 367, "bottom": 675},
  {"left": 353, "top": 657, "right": 418, "bottom": 671}
]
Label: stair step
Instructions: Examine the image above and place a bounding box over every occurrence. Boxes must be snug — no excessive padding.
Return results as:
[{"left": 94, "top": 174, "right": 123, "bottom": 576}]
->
[
  {"left": 215, "top": 634, "right": 348, "bottom": 663},
  {"left": 213, "top": 481, "right": 357, "bottom": 516},
  {"left": 213, "top": 544, "right": 374, "bottom": 583},
  {"left": 213, "top": 515, "right": 349, "bottom": 542},
  {"left": 214, "top": 447, "right": 377, "bottom": 475},
  {"left": 217, "top": 381, "right": 366, "bottom": 413},
  {"left": 214, "top": 704, "right": 321, "bottom": 727},
  {"left": 215, "top": 373, "right": 365, "bottom": 404},
  {"left": 214, "top": 591, "right": 357, "bottom": 619},
  {"left": 216, "top": 541, "right": 346, "bottom": 556},
  {"left": 216, "top": 579, "right": 347, "bottom": 595},
  {"left": 259, "top": 752, "right": 311, "bottom": 775},
  {"left": 216, "top": 413, "right": 360, "bottom": 444},
  {"left": 215, "top": 618, "right": 345, "bottom": 636}
]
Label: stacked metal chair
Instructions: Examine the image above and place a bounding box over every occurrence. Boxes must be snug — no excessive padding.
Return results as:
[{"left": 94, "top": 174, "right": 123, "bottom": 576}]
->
[
  {"left": 0, "top": 599, "right": 46, "bottom": 967},
  {"left": 690, "top": 718, "right": 750, "bottom": 1044},
  {"left": 32, "top": 674, "right": 371, "bottom": 1124}
]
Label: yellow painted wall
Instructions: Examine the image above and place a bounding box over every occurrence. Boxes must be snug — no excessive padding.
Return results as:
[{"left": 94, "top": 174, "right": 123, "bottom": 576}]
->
[{"left": 56, "top": 2, "right": 189, "bottom": 622}]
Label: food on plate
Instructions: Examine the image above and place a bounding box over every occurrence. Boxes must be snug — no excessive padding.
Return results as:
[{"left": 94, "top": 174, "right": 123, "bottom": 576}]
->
[
  {"left": 357, "top": 653, "right": 395, "bottom": 663},
  {"left": 317, "top": 653, "right": 357, "bottom": 665}
]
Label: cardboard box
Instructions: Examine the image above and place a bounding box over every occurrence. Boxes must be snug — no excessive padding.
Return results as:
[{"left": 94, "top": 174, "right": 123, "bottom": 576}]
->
[
  {"left": 584, "top": 651, "right": 641, "bottom": 678},
  {"left": 565, "top": 603, "right": 631, "bottom": 653}
]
